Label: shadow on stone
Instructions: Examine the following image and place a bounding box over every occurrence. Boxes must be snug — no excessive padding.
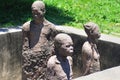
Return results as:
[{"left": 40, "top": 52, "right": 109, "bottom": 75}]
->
[
  {"left": 45, "top": 5, "right": 74, "bottom": 25},
  {"left": 0, "top": 1, "right": 74, "bottom": 27},
  {"left": 0, "top": 28, "right": 8, "bottom": 32}
]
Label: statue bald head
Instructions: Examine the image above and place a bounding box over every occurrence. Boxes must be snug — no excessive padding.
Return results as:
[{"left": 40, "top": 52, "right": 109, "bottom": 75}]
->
[
  {"left": 54, "top": 33, "right": 73, "bottom": 56},
  {"left": 84, "top": 22, "right": 98, "bottom": 31},
  {"left": 31, "top": 1, "right": 46, "bottom": 19},
  {"left": 84, "top": 22, "right": 101, "bottom": 39},
  {"left": 54, "top": 33, "right": 73, "bottom": 49},
  {"left": 32, "top": 0, "right": 45, "bottom": 11}
]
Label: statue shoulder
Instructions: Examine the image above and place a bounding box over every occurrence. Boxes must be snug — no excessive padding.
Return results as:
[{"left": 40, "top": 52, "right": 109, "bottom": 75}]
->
[
  {"left": 82, "top": 41, "right": 90, "bottom": 49},
  {"left": 44, "top": 19, "right": 55, "bottom": 28},
  {"left": 47, "top": 55, "right": 57, "bottom": 67},
  {"left": 82, "top": 41, "right": 91, "bottom": 54},
  {"left": 22, "top": 21, "right": 31, "bottom": 31}
]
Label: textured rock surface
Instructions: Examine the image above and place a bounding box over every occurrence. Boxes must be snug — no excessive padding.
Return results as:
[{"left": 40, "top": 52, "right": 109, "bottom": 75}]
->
[{"left": 0, "top": 26, "right": 120, "bottom": 79}]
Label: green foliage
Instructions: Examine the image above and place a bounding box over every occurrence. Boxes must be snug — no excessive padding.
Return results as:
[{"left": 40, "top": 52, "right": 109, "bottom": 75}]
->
[
  {"left": 0, "top": 0, "right": 34, "bottom": 27},
  {"left": 43, "top": 0, "right": 120, "bottom": 37},
  {"left": 0, "top": 0, "right": 120, "bottom": 37}
]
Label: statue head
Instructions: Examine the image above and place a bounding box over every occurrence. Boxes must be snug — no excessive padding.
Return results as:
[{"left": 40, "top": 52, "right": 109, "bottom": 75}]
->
[
  {"left": 31, "top": 0, "right": 46, "bottom": 20},
  {"left": 84, "top": 22, "right": 101, "bottom": 39},
  {"left": 54, "top": 33, "right": 73, "bottom": 57}
]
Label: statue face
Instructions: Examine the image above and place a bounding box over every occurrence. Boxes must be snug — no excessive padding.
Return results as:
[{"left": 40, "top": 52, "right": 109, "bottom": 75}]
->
[
  {"left": 84, "top": 22, "right": 101, "bottom": 39},
  {"left": 59, "top": 38, "right": 73, "bottom": 57},
  {"left": 31, "top": 1, "right": 45, "bottom": 20},
  {"left": 90, "top": 26, "right": 101, "bottom": 39}
]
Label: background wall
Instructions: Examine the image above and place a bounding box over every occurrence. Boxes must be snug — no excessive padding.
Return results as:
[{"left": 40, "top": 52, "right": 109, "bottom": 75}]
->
[{"left": 0, "top": 29, "right": 22, "bottom": 80}]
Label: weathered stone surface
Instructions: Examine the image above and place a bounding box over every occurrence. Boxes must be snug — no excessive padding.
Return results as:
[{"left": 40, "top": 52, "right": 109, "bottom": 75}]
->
[
  {"left": 0, "top": 26, "right": 120, "bottom": 79},
  {"left": 0, "top": 28, "right": 22, "bottom": 80},
  {"left": 73, "top": 66, "right": 120, "bottom": 80}
]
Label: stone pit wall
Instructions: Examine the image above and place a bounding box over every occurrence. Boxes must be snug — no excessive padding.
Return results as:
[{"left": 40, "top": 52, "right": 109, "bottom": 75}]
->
[
  {"left": 0, "top": 29, "right": 22, "bottom": 80},
  {"left": 73, "top": 66, "right": 120, "bottom": 80},
  {"left": 0, "top": 26, "right": 120, "bottom": 80}
]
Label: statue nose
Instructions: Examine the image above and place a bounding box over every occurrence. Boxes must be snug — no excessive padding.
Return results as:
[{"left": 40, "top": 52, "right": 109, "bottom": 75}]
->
[{"left": 70, "top": 46, "right": 73, "bottom": 50}]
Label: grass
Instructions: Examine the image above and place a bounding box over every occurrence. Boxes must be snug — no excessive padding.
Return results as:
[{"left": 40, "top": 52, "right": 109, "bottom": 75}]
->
[
  {"left": 43, "top": 0, "right": 120, "bottom": 37},
  {"left": 0, "top": 0, "right": 120, "bottom": 37}
]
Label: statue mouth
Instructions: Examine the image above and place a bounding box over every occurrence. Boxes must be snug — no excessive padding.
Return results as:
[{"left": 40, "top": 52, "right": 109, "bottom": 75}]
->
[{"left": 34, "top": 15, "right": 38, "bottom": 17}]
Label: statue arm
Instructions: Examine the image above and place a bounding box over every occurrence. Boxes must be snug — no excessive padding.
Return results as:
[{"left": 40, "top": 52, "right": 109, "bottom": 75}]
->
[
  {"left": 82, "top": 45, "right": 92, "bottom": 75},
  {"left": 47, "top": 58, "right": 57, "bottom": 80},
  {"left": 48, "top": 25, "right": 58, "bottom": 41},
  {"left": 22, "top": 23, "right": 30, "bottom": 51}
]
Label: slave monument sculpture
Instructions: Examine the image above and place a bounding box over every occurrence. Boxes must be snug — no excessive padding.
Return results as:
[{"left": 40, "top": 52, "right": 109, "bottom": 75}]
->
[
  {"left": 47, "top": 33, "right": 74, "bottom": 80},
  {"left": 22, "top": 1, "right": 57, "bottom": 80},
  {"left": 82, "top": 22, "right": 101, "bottom": 75}
]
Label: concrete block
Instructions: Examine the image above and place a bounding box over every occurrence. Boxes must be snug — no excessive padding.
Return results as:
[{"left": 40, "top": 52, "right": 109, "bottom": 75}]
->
[{"left": 74, "top": 66, "right": 120, "bottom": 80}]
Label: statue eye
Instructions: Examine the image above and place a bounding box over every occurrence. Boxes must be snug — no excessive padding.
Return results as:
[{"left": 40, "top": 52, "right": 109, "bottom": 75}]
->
[
  {"left": 40, "top": 9, "right": 44, "bottom": 12},
  {"left": 66, "top": 45, "right": 70, "bottom": 47},
  {"left": 66, "top": 44, "right": 73, "bottom": 48},
  {"left": 90, "top": 30, "right": 94, "bottom": 33}
]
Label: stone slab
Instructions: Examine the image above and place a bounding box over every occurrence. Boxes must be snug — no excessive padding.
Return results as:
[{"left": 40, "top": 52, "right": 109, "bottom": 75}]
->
[{"left": 73, "top": 66, "right": 120, "bottom": 80}]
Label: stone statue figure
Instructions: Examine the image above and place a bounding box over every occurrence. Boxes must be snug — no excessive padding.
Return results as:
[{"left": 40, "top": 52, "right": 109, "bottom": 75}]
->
[
  {"left": 47, "top": 33, "right": 74, "bottom": 80},
  {"left": 82, "top": 22, "right": 101, "bottom": 75},
  {"left": 22, "top": 0, "right": 57, "bottom": 80}
]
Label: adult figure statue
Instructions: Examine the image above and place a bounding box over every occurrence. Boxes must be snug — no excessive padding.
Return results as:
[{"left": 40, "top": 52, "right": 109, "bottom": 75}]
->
[
  {"left": 82, "top": 22, "right": 101, "bottom": 76},
  {"left": 22, "top": 0, "right": 57, "bottom": 80},
  {"left": 47, "top": 33, "right": 74, "bottom": 80}
]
